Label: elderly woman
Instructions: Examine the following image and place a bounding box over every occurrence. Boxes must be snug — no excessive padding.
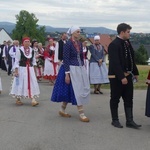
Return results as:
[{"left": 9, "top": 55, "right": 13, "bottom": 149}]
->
[
  {"left": 89, "top": 35, "right": 109, "bottom": 94},
  {"left": 51, "top": 26, "right": 90, "bottom": 122},
  {"left": 10, "top": 37, "right": 40, "bottom": 106}
]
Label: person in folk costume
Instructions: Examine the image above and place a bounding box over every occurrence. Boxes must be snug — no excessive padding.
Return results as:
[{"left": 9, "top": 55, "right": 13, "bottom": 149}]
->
[
  {"left": 82, "top": 40, "right": 89, "bottom": 76},
  {"left": 7, "top": 41, "right": 15, "bottom": 76},
  {"left": 54, "top": 32, "right": 67, "bottom": 68},
  {"left": 0, "top": 41, "right": 6, "bottom": 69},
  {"left": 43, "top": 38, "right": 58, "bottom": 85},
  {"left": 31, "top": 40, "right": 41, "bottom": 81},
  {"left": 10, "top": 37, "right": 40, "bottom": 106},
  {"left": 108, "top": 23, "right": 141, "bottom": 129},
  {"left": 51, "top": 26, "right": 90, "bottom": 122},
  {"left": 89, "top": 35, "right": 109, "bottom": 94},
  {"left": 36, "top": 42, "right": 44, "bottom": 80},
  {"left": 145, "top": 71, "right": 150, "bottom": 117},
  {"left": 0, "top": 41, "right": 7, "bottom": 71},
  {"left": 2, "top": 40, "right": 12, "bottom": 72},
  {"left": 9, "top": 40, "right": 20, "bottom": 73}
]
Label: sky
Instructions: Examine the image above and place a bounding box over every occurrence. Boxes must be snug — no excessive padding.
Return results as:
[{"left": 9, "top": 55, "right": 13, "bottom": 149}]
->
[{"left": 0, "top": 0, "right": 149, "bottom": 33}]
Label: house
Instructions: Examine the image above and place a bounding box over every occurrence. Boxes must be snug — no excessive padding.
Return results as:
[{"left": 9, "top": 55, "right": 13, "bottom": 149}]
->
[
  {"left": 87, "top": 34, "right": 112, "bottom": 64},
  {"left": 0, "top": 28, "right": 13, "bottom": 44},
  {"left": 147, "top": 58, "right": 150, "bottom": 65}
]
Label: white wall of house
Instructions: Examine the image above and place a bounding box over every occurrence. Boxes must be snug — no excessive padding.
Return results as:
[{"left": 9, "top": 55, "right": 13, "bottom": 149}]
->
[{"left": 0, "top": 29, "right": 13, "bottom": 44}]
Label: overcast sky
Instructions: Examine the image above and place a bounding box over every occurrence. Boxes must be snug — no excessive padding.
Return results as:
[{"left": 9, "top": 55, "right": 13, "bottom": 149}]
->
[{"left": 0, "top": 0, "right": 149, "bottom": 33}]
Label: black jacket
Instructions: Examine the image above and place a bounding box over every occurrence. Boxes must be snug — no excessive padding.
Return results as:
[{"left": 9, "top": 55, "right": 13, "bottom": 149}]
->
[
  {"left": 58, "top": 40, "right": 64, "bottom": 61},
  {"left": 108, "top": 37, "right": 139, "bottom": 80}
]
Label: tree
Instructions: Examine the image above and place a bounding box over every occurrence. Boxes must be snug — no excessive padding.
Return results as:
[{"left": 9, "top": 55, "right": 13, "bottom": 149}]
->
[
  {"left": 12, "top": 10, "right": 46, "bottom": 44},
  {"left": 135, "top": 45, "right": 149, "bottom": 65}
]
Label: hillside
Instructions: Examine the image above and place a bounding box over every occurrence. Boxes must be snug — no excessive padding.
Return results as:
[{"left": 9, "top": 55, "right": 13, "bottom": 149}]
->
[{"left": 0, "top": 22, "right": 116, "bottom": 34}]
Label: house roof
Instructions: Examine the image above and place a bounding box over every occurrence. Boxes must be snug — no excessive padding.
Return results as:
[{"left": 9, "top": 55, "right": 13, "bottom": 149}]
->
[
  {"left": 0, "top": 28, "right": 10, "bottom": 35},
  {"left": 0, "top": 28, "right": 13, "bottom": 44},
  {"left": 87, "top": 34, "right": 112, "bottom": 52}
]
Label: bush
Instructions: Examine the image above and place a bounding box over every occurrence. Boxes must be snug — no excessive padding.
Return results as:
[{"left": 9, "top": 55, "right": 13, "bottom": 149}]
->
[{"left": 135, "top": 45, "right": 149, "bottom": 65}]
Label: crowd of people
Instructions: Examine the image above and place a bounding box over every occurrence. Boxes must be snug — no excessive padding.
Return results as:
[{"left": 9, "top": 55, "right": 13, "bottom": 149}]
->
[{"left": 0, "top": 23, "right": 149, "bottom": 128}]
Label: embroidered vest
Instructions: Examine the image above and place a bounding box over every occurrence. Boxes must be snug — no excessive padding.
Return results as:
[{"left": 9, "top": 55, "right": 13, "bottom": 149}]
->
[{"left": 19, "top": 50, "right": 34, "bottom": 67}]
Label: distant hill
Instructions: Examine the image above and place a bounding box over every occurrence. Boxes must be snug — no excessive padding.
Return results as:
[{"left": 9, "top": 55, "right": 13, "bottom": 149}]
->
[
  {"left": 0, "top": 21, "right": 117, "bottom": 34},
  {"left": 0, "top": 22, "right": 16, "bottom": 33}
]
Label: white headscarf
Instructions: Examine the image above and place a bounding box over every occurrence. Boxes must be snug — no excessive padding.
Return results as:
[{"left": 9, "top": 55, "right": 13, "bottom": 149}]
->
[
  {"left": 94, "top": 35, "right": 100, "bottom": 40},
  {"left": 67, "top": 26, "right": 80, "bottom": 35}
]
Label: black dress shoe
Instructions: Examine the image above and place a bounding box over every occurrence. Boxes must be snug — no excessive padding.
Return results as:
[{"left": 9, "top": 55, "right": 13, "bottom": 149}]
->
[
  {"left": 111, "top": 120, "right": 123, "bottom": 128},
  {"left": 94, "top": 90, "right": 99, "bottom": 94},
  {"left": 126, "top": 121, "right": 142, "bottom": 129},
  {"left": 97, "top": 89, "right": 103, "bottom": 94}
]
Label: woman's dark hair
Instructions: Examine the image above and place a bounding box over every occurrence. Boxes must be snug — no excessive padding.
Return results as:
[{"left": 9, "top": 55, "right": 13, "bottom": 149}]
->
[
  {"left": 117, "top": 23, "right": 132, "bottom": 34},
  {"left": 31, "top": 39, "right": 38, "bottom": 48}
]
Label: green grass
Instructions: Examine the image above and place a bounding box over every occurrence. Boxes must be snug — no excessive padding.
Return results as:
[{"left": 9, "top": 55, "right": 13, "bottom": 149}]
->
[
  {"left": 134, "top": 65, "right": 149, "bottom": 89},
  {"left": 100, "top": 65, "right": 150, "bottom": 90}
]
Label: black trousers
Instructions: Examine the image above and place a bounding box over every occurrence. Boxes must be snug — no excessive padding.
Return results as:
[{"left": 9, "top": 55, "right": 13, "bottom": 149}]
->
[
  {"left": 110, "top": 74, "right": 133, "bottom": 120},
  {"left": 7, "top": 65, "right": 12, "bottom": 75}
]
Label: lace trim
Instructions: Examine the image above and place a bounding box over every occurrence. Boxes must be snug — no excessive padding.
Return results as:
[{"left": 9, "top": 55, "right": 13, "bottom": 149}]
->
[{"left": 9, "top": 94, "right": 39, "bottom": 99}]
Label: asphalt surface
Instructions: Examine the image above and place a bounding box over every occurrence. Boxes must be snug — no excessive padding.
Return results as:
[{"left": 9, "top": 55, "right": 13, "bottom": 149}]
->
[{"left": 0, "top": 70, "right": 150, "bottom": 150}]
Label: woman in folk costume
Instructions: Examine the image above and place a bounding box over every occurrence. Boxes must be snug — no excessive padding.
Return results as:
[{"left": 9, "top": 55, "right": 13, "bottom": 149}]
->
[
  {"left": 10, "top": 37, "right": 40, "bottom": 106},
  {"left": 89, "top": 35, "right": 109, "bottom": 94},
  {"left": 82, "top": 40, "right": 89, "bottom": 76},
  {"left": 31, "top": 40, "right": 41, "bottom": 81},
  {"left": 145, "top": 71, "right": 150, "bottom": 117},
  {"left": 43, "top": 38, "right": 58, "bottom": 85},
  {"left": 36, "top": 43, "right": 44, "bottom": 80},
  {"left": 51, "top": 26, "right": 90, "bottom": 122}
]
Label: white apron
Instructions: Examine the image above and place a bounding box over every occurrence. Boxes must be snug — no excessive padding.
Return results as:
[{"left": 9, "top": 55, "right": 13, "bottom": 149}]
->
[{"left": 70, "top": 65, "right": 90, "bottom": 105}]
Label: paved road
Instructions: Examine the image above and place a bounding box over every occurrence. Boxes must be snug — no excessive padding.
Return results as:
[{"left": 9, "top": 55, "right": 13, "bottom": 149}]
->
[{"left": 0, "top": 70, "right": 150, "bottom": 150}]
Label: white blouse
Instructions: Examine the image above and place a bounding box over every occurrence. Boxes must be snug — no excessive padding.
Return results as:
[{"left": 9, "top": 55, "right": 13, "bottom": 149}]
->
[{"left": 14, "top": 46, "right": 36, "bottom": 68}]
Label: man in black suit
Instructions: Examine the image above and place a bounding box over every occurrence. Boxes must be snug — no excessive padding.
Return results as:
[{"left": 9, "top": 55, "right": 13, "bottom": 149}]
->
[
  {"left": 0, "top": 41, "right": 7, "bottom": 71},
  {"left": 108, "top": 23, "right": 141, "bottom": 129},
  {"left": 54, "top": 32, "right": 67, "bottom": 64}
]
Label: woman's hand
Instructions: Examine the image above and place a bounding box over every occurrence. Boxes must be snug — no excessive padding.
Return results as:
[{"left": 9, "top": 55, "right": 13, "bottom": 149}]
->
[
  {"left": 14, "top": 71, "right": 19, "bottom": 77},
  {"left": 98, "top": 59, "right": 103, "bottom": 66},
  {"left": 65, "top": 73, "right": 70, "bottom": 84},
  {"left": 14, "top": 68, "right": 19, "bottom": 77}
]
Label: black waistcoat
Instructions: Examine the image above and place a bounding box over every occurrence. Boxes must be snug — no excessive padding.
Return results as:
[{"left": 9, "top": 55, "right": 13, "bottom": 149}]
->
[{"left": 19, "top": 50, "right": 34, "bottom": 67}]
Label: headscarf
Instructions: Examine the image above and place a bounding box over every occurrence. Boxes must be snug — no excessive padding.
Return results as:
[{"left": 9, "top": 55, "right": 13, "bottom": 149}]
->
[
  {"left": 22, "top": 37, "right": 30, "bottom": 44},
  {"left": 48, "top": 38, "right": 54, "bottom": 41},
  {"left": 67, "top": 26, "right": 80, "bottom": 35},
  {"left": 94, "top": 35, "right": 100, "bottom": 40}
]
